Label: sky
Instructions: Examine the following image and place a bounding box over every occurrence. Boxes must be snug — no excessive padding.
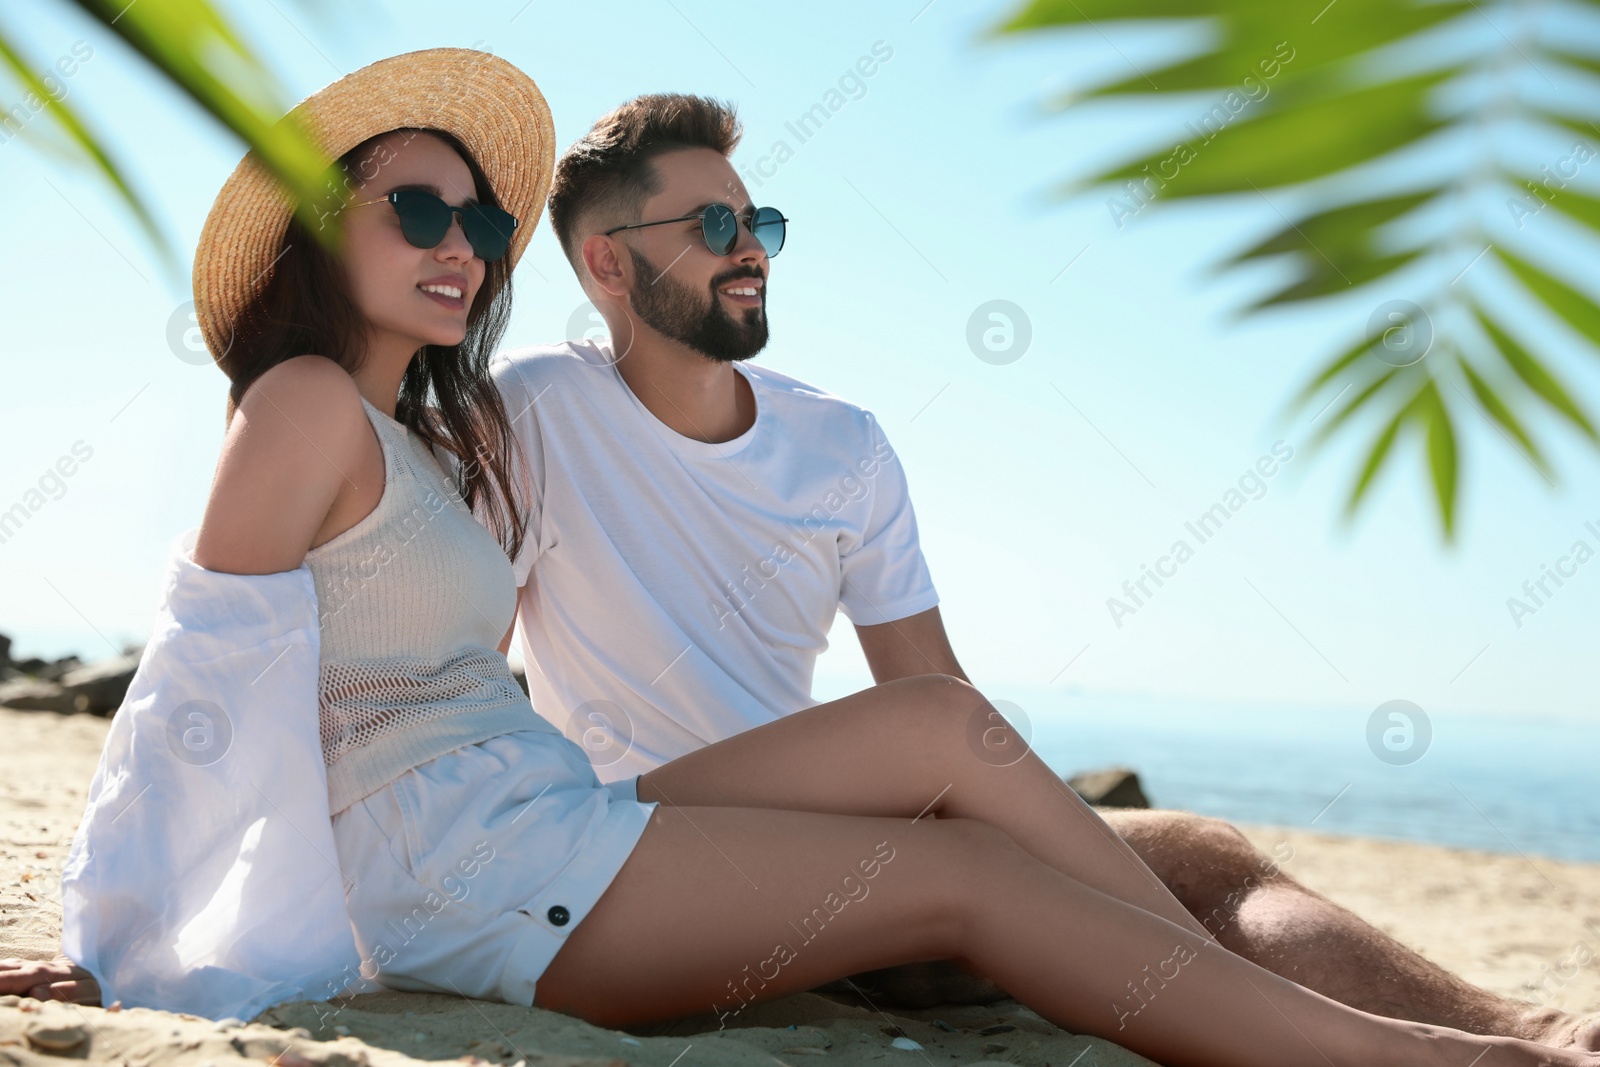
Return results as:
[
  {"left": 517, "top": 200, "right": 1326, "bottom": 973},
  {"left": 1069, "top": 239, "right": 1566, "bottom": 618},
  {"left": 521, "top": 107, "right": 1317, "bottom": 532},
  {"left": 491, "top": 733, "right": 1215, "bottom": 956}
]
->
[{"left": 2, "top": 0, "right": 1598, "bottom": 737}]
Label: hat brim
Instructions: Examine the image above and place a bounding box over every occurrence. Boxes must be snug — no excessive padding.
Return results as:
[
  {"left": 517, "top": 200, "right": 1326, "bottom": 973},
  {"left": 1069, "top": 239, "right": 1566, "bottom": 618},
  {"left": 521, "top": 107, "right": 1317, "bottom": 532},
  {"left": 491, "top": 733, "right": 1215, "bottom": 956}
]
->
[{"left": 192, "top": 47, "right": 554, "bottom": 365}]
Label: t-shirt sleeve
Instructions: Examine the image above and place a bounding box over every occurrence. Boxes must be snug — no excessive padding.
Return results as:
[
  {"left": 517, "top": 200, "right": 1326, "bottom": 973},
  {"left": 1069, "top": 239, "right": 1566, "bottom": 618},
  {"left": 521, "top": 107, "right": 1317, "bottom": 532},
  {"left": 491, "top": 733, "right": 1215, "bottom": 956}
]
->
[
  {"left": 837, "top": 411, "right": 940, "bottom": 625},
  {"left": 485, "top": 356, "right": 547, "bottom": 588}
]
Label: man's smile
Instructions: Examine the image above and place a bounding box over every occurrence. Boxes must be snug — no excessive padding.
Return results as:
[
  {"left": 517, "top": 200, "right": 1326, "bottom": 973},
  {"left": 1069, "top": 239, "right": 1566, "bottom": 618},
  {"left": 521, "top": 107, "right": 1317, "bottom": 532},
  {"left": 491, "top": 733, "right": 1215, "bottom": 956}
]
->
[{"left": 718, "top": 276, "right": 764, "bottom": 308}]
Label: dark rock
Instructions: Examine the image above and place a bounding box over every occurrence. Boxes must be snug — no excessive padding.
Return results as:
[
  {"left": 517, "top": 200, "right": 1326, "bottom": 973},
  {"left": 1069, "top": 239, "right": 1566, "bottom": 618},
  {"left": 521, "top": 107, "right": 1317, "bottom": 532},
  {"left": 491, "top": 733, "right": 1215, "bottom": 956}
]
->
[
  {"left": 1066, "top": 766, "right": 1151, "bottom": 809},
  {"left": 0, "top": 676, "right": 78, "bottom": 713},
  {"left": 0, "top": 632, "right": 10, "bottom": 666},
  {"left": 510, "top": 662, "right": 529, "bottom": 696},
  {"left": 35, "top": 656, "right": 83, "bottom": 683},
  {"left": 12, "top": 657, "right": 49, "bottom": 674},
  {"left": 58, "top": 652, "right": 142, "bottom": 715}
]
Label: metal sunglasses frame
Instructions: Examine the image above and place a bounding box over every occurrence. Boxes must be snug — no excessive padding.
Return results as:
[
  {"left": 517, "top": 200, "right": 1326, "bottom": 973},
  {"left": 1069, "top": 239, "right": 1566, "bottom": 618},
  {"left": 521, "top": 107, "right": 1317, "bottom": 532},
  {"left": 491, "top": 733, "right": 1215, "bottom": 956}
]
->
[{"left": 602, "top": 203, "right": 789, "bottom": 256}]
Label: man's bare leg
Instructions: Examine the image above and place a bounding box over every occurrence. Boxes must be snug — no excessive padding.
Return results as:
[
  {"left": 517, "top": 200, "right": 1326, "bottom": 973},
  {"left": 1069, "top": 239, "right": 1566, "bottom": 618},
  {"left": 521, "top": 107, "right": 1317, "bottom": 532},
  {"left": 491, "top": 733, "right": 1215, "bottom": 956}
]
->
[
  {"left": 839, "top": 806, "right": 1600, "bottom": 1050},
  {"left": 1101, "top": 807, "right": 1600, "bottom": 1050}
]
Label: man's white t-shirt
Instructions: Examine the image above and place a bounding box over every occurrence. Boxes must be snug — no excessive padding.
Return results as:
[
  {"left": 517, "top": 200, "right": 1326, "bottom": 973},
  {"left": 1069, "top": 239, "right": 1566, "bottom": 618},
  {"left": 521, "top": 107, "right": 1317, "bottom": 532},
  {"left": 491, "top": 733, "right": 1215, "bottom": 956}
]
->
[{"left": 485, "top": 340, "right": 939, "bottom": 784}]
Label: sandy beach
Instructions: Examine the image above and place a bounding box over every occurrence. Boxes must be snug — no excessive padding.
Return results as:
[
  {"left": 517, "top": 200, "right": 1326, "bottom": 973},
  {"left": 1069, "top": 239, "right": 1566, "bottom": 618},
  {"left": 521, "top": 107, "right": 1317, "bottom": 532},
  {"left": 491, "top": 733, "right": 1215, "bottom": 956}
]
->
[{"left": 4, "top": 704, "right": 1597, "bottom": 1067}]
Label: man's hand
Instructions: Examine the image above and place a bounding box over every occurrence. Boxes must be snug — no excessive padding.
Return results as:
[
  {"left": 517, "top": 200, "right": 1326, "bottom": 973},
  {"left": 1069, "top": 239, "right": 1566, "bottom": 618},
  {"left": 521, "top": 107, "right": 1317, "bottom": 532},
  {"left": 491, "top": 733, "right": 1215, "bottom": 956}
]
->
[
  {"left": 0, "top": 956, "right": 102, "bottom": 1005},
  {"left": 854, "top": 606, "right": 969, "bottom": 685}
]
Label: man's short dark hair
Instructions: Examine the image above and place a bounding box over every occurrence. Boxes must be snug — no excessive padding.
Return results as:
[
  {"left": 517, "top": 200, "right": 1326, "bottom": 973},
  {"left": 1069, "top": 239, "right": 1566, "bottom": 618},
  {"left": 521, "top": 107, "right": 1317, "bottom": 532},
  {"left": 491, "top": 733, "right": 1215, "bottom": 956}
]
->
[{"left": 548, "top": 93, "right": 742, "bottom": 275}]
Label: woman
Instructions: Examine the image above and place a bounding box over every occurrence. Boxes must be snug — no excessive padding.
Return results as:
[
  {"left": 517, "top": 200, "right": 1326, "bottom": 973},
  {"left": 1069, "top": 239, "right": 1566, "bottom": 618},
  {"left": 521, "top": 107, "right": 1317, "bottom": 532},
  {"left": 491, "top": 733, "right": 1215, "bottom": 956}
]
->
[{"left": 8, "top": 48, "right": 1596, "bottom": 1067}]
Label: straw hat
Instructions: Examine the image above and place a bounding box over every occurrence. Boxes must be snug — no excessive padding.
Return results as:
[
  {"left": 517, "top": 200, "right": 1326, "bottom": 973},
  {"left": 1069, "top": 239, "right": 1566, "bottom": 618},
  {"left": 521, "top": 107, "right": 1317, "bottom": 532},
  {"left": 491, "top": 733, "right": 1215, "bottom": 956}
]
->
[{"left": 192, "top": 47, "right": 555, "bottom": 365}]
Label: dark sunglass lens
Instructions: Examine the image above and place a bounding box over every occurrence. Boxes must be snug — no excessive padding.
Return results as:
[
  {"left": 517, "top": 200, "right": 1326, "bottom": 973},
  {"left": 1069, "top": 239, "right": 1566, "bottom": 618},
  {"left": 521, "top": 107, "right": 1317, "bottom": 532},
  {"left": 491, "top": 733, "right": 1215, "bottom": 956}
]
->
[
  {"left": 702, "top": 203, "right": 739, "bottom": 255},
  {"left": 390, "top": 190, "right": 453, "bottom": 249},
  {"left": 752, "top": 207, "right": 786, "bottom": 257},
  {"left": 462, "top": 203, "right": 517, "bottom": 262}
]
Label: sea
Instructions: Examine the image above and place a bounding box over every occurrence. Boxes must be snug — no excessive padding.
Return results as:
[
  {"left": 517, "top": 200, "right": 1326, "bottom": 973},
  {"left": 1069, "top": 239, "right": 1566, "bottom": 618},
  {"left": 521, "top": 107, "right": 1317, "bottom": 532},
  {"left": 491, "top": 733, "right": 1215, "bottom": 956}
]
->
[{"left": 1013, "top": 690, "right": 1598, "bottom": 865}]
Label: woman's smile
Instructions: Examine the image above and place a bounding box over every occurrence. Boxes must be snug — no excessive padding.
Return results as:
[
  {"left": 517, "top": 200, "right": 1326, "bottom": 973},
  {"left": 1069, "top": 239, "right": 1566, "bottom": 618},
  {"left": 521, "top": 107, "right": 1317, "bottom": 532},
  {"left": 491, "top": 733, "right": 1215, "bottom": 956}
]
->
[{"left": 418, "top": 274, "right": 468, "bottom": 311}]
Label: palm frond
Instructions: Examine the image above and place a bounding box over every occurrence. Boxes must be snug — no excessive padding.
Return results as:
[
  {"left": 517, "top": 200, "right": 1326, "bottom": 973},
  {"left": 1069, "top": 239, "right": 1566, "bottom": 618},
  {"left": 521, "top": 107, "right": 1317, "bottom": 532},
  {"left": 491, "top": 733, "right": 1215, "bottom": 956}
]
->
[
  {"left": 0, "top": 31, "right": 175, "bottom": 271},
  {"left": 994, "top": 0, "right": 1600, "bottom": 540},
  {"left": 72, "top": 0, "right": 345, "bottom": 254},
  {"left": 0, "top": 0, "right": 343, "bottom": 284}
]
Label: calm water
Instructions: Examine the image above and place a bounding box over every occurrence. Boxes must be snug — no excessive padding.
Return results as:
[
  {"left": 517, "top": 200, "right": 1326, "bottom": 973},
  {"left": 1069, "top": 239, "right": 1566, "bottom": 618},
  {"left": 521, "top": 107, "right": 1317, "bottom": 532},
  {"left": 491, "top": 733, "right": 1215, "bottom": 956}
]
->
[{"left": 995, "top": 690, "right": 1598, "bottom": 864}]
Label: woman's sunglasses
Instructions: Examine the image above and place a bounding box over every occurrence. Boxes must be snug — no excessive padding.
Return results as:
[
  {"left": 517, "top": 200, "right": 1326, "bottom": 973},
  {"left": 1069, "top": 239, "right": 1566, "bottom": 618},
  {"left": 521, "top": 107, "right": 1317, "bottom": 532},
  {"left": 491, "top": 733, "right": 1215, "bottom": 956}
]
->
[
  {"left": 604, "top": 203, "right": 788, "bottom": 257},
  {"left": 353, "top": 189, "right": 519, "bottom": 262}
]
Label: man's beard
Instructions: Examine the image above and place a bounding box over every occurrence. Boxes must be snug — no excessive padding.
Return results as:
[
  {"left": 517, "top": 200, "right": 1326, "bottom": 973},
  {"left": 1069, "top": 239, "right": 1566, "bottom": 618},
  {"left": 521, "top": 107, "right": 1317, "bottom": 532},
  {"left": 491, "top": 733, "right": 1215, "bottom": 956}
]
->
[{"left": 627, "top": 247, "right": 768, "bottom": 363}]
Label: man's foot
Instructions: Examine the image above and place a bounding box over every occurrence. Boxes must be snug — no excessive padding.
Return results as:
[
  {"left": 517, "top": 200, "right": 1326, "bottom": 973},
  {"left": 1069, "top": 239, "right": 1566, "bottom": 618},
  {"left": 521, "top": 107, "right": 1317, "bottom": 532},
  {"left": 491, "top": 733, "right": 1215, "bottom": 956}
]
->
[{"left": 0, "top": 957, "right": 101, "bottom": 1005}]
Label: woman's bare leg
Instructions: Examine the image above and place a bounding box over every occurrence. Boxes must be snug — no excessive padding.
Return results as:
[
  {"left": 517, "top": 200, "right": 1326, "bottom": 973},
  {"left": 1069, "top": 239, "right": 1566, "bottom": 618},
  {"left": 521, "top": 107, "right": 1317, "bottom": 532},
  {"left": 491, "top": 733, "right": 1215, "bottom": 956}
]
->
[
  {"left": 637, "top": 675, "right": 1216, "bottom": 942},
  {"left": 536, "top": 804, "right": 1591, "bottom": 1067}
]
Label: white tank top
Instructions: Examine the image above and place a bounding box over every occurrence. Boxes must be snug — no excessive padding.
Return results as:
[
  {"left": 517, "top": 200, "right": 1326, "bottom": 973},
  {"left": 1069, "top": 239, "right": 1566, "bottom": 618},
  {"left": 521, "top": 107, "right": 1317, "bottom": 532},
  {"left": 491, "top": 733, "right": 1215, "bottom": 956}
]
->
[{"left": 303, "top": 394, "right": 548, "bottom": 812}]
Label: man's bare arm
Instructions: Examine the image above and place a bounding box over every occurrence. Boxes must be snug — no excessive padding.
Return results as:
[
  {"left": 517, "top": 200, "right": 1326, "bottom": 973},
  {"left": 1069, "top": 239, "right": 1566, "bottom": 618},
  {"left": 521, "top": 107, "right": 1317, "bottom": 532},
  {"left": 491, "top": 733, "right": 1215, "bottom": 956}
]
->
[{"left": 854, "top": 605, "right": 970, "bottom": 685}]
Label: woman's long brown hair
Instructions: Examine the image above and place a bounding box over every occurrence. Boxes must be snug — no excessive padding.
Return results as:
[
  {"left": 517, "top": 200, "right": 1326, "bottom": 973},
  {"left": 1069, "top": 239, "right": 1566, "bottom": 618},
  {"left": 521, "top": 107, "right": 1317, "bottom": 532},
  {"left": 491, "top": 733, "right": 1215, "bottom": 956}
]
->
[{"left": 216, "top": 126, "right": 532, "bottom": 566}]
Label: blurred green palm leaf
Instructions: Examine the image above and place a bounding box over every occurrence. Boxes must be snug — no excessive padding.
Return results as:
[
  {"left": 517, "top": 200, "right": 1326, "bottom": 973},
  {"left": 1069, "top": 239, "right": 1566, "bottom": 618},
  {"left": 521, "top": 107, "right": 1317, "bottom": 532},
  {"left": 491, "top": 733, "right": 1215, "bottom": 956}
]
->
[
  {"left": 0, "top": 0, "right": 344, "bottom": 282},
  {"left": 992, "top": 0, "right": 1600, "bottom": 541}
]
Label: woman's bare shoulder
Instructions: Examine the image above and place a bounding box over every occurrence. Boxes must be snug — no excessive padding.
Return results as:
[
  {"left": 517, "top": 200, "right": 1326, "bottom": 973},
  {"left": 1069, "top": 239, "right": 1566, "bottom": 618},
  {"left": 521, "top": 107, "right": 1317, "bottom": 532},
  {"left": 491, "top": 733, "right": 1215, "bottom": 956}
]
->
[
  {"left": 193, "top": 356, "right": 370, "bottom": 574},
  {"left": 244, "top": 354, "right": 359, "bottom": 408}
]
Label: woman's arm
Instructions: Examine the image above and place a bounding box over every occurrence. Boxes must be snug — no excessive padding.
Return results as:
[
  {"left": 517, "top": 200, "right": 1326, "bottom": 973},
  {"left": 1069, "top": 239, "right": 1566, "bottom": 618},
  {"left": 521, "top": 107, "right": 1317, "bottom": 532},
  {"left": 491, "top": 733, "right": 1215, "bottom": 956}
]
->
[
  {"left": 193, "top": 355, "right": 370, "bottom": 574},
  {"left": 0, "top": 958, "right": 99, "bottom": 1003}
]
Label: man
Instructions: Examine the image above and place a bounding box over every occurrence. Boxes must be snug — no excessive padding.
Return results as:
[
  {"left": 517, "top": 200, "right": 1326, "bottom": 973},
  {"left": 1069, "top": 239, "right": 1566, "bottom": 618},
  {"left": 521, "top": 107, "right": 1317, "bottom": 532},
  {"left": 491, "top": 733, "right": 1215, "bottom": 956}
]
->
[
  {"left": 484, "top": 92, "right": 1598, "bottom": 1048},
  {"left": 9, "top": 94, "right": 1597, "bottom": 1050}
]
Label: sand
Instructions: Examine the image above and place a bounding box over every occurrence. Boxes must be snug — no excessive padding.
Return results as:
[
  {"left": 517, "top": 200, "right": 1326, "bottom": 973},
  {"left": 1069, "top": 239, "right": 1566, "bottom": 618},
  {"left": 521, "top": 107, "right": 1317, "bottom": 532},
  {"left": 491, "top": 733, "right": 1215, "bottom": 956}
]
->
[{"left": 4, "top": 705, "right": 1598, "bottom": 1067}]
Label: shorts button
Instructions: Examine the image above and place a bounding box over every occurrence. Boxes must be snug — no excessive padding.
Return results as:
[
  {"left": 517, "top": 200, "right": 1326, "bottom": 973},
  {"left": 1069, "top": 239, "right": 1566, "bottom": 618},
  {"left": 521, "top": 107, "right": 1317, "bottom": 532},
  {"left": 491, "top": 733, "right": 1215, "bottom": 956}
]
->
[{"left": 547, "top": 905, "right": 570, "bottom": 926}]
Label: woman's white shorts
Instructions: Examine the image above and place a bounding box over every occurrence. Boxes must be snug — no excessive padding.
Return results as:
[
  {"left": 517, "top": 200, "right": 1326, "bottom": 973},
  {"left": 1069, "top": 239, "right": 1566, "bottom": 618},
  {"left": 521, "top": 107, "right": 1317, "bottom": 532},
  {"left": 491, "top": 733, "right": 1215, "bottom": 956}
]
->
[{"left": 329, "top": 728, "right": 657, "bottom": 1005}]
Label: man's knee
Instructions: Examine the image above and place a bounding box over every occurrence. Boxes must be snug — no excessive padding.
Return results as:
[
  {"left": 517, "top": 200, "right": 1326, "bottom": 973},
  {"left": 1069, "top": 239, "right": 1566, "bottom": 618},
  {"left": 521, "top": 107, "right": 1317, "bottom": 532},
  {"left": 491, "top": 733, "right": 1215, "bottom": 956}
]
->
[{"left": 1101, "top": 809, "right": 1285, "bottom": 916}]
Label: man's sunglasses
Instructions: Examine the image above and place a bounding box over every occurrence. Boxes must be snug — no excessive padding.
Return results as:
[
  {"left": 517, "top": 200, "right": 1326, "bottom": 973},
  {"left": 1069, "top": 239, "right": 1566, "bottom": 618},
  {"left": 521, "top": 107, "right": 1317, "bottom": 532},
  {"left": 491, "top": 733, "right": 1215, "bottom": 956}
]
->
[
  {"left": 604, "top": 203, "right": 788, "bottom": 257},
  {"left": 353, "top": 189, "right": 519, "bottom": 262}
]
